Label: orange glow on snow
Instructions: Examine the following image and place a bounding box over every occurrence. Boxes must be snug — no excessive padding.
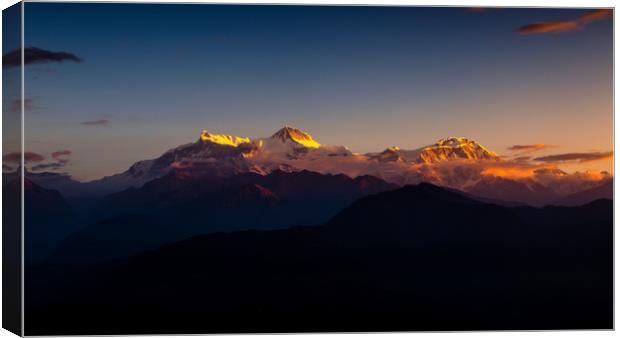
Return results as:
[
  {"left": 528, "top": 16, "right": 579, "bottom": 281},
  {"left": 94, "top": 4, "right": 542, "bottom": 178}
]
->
[{"left": 200, "top": 130, "right": 251, "bottom": 147}]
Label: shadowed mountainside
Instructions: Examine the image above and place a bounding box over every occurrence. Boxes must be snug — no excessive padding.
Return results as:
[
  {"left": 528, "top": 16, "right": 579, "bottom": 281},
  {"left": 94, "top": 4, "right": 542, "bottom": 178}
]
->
[
  {"left": 555, "top": 179, "right": 613, "bottom": 206},
  {"left": 26, "top": 183, "right": 612, "bottom": 334},
  {"left": 51, "top": 169, "right": 396, "bottom": 262},
  {"left": 4, "top": 179, "right": 77, "bottom": 264}
]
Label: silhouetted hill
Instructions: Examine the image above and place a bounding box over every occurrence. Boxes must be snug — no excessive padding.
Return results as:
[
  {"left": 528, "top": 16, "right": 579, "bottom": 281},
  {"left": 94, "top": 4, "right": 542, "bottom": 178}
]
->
[
  {"left": 328, "top": 182, "right": 611, "bottom": 245},
  {"left": 555, "top": 179, "right": 613, "bottom": 206},
  {"left": 4, "top": 179, "right": 77, "bottom": 263},
  {"left": 27, "top": 183, "right": 612, "bottom": 334},
  {"left": 97, "top": 169, "right": 393, "bottom": 213},
  {"left": 52, "top": 170, "right": 395, "bottom": 262},
  {"left": 467, "top": 176, "right": 559, "bottom": 207}
]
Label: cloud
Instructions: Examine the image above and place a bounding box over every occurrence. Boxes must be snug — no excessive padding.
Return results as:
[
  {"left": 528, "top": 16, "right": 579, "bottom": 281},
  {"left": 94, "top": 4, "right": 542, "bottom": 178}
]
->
[
  {"left": 238, "top": 150, "right": 611, "bottom": 205},
  {"left": 579, "top": 8, "right": 613, "bottom": 23},
  {"left": 52, "top": 150, "right": 72, "bottom": 159},
  {"left": 3, "top": 47, "right": 82, "bottom": 68},
  {"left": 513, "top": 156, "right": 531, "bottom": 162},
  {"left": 531, "top": 168, "right": 610, "bottom": 195},
  {"left": 3, "top": 151, "right": 45, "bottom": 163},
  {"left": 3, "top": 151, "right": 69, "bottom": 172},
  {"left": 81, "top": 119, "right": 109, "bottom": 126},
  {"left": 10, "top": 98, "right": 35, "bottom": 113},
  {"left": 507, "top": 144, "right": 548, "bottom": 152},
  {"left": 425, "top": 158, "right": 609, "bottom": 196},
  {"left": 533, "top": 151, "right": 613, "bottom": 163},
  {"left": 516, "top": 9, "right": 612, "bottom": 35},
  {"left": 31, "top": 162, "right": 66, "bottom": 171},
  {"left": 517, "top": 21, "right": 580, "bottom": 34},
  {"left": 51, "top": 150, "right": 72, "bottom": 164},
  {"left": 533, "top": 167, "right": 568, "bottom": 176}
]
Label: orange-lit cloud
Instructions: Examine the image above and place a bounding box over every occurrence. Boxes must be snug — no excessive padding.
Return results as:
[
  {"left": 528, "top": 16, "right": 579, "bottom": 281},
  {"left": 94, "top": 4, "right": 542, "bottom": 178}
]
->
[
  {"left": 3, "top": 151, "right": 45, "bottom": 163},
  {"left": 507, "top": 144, "right": 548, "bottom": 153},
  {"left": 52, "top": 150, "right": 72, "bottom": 159},
  {"left": 265, "top": 151, "right": 610, "bottom": 199},
  {"left": 579, "top": 9, "right": 613, "bottom": 23},
  {"left": 431, "top": 159, "right": 609, "bottom": 196},
  {"left": 513, "top": 156, "right": 531, "bottom": 162},
  {"left": 516, "top": 9, "right": 612, "bottom": 35},
  {"left": 17, "top": 150, "right": 75, "bottom": 172},
  {"left": 51, "top": 150, "right": 72, "bottom": 165},
  {"left": 480, "top": 165, "right": 540, "bottom": 179},
  {"left": 517, "top": 21, "right": 580, "bottom": 34},
  {"left": 533, "top": 151, "right": 613, "bottom": 163}
]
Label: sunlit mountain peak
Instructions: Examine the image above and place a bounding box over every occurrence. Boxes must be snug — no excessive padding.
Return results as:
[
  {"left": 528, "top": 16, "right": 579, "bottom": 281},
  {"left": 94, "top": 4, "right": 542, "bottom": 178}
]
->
[
  {"left": 199, "top": 130, "right": 251, "bottom": 147},
  {"left": 417, "top": 137, "right": 499, "bottom": 163},
  {"left": 368, "top": 146, "right": 407, "bottom": 163},
  {"left": 271, "top": 126, "right": 321, "bottom": 148}
]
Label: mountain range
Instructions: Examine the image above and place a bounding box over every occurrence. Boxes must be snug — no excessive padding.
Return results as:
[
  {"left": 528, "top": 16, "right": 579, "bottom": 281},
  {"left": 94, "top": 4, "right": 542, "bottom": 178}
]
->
[
  {"left": 25, "top": 183, "right": 613, "bottom": 334},
  {"left": 11, "top": 126, "right": 612, "bottom": 333},
  {"left": 51, "top": 169, "right": 395, "bottom": 262},
  {"left": 13, "top": 126, "right": 612, "bottom": 207}
]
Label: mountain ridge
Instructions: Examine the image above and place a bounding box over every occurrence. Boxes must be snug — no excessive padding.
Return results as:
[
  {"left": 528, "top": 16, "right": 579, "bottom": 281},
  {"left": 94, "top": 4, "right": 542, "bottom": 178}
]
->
[
  {"left": 14, "top": 126, "right": 612, "bottom": 207},
  {"left": 28, "top": 182, "right": 612, "bottom": 334}
]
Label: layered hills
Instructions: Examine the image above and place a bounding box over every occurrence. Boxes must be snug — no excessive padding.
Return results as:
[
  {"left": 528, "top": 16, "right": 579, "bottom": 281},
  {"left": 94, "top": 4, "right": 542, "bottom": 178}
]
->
[{"left": 26, "top": 183, "right": 612, "bottom": 334}]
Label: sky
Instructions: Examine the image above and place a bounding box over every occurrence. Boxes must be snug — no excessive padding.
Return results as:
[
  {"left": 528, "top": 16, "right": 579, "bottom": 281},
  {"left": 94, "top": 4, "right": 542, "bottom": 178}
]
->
[
  {"left": 3, "top": 3, "right": 21, "bottom": 169},
  {"left": 7, "top": 4, "right": 613, "bottom": 181}
]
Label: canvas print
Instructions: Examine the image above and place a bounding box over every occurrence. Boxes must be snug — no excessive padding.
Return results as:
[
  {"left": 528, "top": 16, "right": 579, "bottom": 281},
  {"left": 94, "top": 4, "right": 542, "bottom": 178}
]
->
[{"left": 2, "top": 3, "right": 614, "bottom": 335}]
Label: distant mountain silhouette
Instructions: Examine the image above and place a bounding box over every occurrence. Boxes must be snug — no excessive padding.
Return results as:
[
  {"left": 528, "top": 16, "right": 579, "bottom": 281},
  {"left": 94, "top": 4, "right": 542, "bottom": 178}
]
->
[
  {"left": 467, "top": 175, "right": 559, "bottom": 207},
  {"left": 555, "top": 179, "right": 613, "bottom": 206},
  {"left": 27, "top": 183, "right": 612, "bottom": 334},
  {"left": 51, "top": 169, "right": 395, "bottom": 262},
  {"left": 3, "top": 169, "right": 102, "bottom": 198},
  {"left": 13, "top": 128, "right": 610, "bottom": 208},
  {"left": 4, "top": 179, "right": 77, "bottom": 263}
]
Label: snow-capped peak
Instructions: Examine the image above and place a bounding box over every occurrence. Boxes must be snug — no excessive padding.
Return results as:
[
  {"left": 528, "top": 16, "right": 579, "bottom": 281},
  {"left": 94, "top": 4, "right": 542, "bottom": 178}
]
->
[
  {"left": 79, "top": 130, "right": 504, "bottom": 199},
  {"left": 199, "top": 130, "right": 251, "bottom": 147},
  {"left": 417, "top": 137, "right": 499, "bottom": 163},
  {"left": 368, "top": 146, "right": 407, "bottom": 163},
  {"left": 270, "top": 126, "right": 321, "bottom": 148}
]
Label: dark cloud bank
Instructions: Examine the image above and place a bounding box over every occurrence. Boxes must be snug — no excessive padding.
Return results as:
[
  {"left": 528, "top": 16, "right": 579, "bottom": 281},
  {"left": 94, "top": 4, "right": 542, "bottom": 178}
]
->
[{"left": 3, "top": 47, "right": 82, "bottom": 68}]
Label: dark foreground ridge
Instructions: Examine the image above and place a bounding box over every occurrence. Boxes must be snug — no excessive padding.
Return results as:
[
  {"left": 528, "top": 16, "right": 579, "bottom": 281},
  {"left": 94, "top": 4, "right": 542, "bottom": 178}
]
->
[{"left": 26, "top": 183, "right": 612, "bottom": 334}]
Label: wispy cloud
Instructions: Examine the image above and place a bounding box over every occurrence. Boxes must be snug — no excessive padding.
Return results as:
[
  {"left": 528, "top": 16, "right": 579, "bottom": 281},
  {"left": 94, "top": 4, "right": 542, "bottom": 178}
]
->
[
  {"left": 51, "top": 150, "right": 72, "bottom": 159},
  {"left": 516, "top": 9, "right": 612, "bottom": 35},
  {"left": 513, "top": 156, "right": 531, "bottom": 162},
  {"left": 81, "top": 119, "right": 109, "bottom": 126},
  {"left": 10, "top": 98, "right": 35, "bottom": 113},
  {"left": 3, "top": 47, "right": 82, "bottom": 68},
  {"left": 534, "top": 151, "right": 613, "bottom": 163},
  {"left": 517, "top": 21, "right": 580, "bottom": 34},
  {"left": 507, "top": 144, "right": 548, "bottom": 153},
  {"left": 579, "top": 8, "right": 614, "bottom": 23},
  {"left": 51, "top": 150, "right": 72, "bottom": 165},
  {"left": 2, "top": 151, "right": 45, "bottom": 163},
  {"left": 31, "top": 162, "right": 66, "bottom": 171}
]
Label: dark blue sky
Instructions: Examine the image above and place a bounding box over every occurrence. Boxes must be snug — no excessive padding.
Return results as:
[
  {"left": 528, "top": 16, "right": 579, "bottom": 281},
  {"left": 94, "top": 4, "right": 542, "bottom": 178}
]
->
[{"left": 20, "top": 4, "right": 612, "bottom": 180}]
